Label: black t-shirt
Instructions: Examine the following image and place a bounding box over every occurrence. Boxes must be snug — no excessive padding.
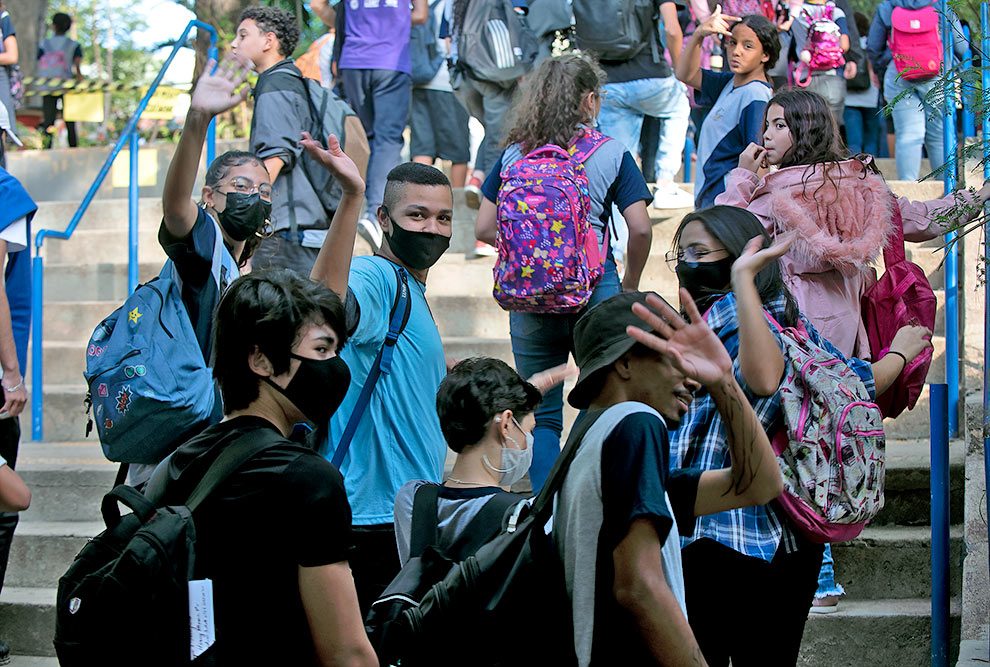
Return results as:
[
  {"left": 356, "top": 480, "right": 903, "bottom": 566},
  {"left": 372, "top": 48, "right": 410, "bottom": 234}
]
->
[
  {"left": 160, "top": 416, "right": 353, "bottom": 666},
  {"left": 598, "top": 0, "right": 685, "bottom": 84},
  {"left": 593, "top": 412, "right": 701, "bottom": 666}
]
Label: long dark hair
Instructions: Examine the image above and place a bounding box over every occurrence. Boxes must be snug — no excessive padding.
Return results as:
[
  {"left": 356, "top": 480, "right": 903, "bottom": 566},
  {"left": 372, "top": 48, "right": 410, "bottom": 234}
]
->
[
  {"left": 672, "top": 206, "right": 801, "bottom": 327},
  {"left": 203, "top": 150, "right": 268, "bottom": 268},
  {"left": 504, "top": 53, "right": 605, "bottom": 153},
  {"left": 735, "top": 15, "right": 781, "bottom": 73}
]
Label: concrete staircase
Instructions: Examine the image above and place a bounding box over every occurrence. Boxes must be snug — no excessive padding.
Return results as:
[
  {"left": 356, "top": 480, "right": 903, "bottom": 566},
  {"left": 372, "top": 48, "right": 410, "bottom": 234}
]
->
[{"left": 0, "top": 171, "right": 975, "bottom": 664}]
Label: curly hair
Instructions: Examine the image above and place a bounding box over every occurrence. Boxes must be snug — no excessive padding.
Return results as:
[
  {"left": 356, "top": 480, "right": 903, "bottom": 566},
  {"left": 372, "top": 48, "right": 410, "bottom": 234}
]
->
[
  {"left": 504, "top": 53, "right": 606, "bottom": 153},
  {"left": 765, "top": 89, "right": 878, "bottom": 205},
  {"left": 239, "top": 6, "right": 300, "bottom": 57}
]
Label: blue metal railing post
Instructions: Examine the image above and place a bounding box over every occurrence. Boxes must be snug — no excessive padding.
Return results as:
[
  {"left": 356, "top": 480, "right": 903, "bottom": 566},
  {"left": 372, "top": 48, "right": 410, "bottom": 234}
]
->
[
  {"left": 684, "top": 135, "right": 694, "bottom": 184},
  {"left": 206, "top": 41, "right": 218, "bottom": 165},
  {"left": 962, "top": 25, "right": 975, "bottom": 138},
  {"left": 941, "top": 0, "right": 960, "bottom": 437},
  {"left": 29, "top": 20, "right": 218, "bottom": 441},
  {"left": 931, "top": 383, "right": 951, "bottom": 667},
  {"left": 128, "top": 131, "right": 139, "bottom": 294}
]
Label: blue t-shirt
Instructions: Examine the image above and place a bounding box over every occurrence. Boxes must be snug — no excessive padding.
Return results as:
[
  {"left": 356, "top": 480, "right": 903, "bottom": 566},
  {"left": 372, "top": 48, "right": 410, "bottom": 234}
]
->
[
  {"left": 694, "top": 70, "right": 772, "bottom": 209},
  {"left": 328, "top": 255, "right": 448, "bottom": 526},
  {"left": 481, "top": 138, "right": 652, "bottom": 246},
  {"left": 158, "top": 207, "right": 240, "bottom": 362}
]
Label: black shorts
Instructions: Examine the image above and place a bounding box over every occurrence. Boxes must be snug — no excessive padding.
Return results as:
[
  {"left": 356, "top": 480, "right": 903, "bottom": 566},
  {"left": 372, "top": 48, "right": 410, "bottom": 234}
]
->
[{"left": 409, "top": 88, "right": 471, "bottom": 163}]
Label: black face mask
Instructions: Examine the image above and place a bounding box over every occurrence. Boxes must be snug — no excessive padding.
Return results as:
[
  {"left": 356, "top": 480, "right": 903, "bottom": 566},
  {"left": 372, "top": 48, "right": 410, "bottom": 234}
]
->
[
  {"left": 264, "top": 354, "right": 351, "bottom": 426},
  {"left": 385, "top": 215, "right": 450, "bottom": 270},
  {"left": 217, "top": 192, "right": 272, "bottom": 242},
  {"left": 676, "top": 256, "right": 734, "bottom": 308}
]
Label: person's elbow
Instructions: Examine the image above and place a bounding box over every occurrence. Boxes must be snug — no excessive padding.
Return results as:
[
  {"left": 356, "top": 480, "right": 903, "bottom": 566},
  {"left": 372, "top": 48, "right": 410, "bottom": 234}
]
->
[
  {"left": 748, "top": 469, "right": 784, "bottom": 506},
  {"left": 0, "top": 479, "right": 31, "bottom": 513},
  {"left": 318, "top": 645, "right": 377, "bottom": 667},
  {"left": 613, "top": 568, "right": 665, "bottom": 620},
  {"left": 411, "top": 5, "right": 429, "bottom": 25}
]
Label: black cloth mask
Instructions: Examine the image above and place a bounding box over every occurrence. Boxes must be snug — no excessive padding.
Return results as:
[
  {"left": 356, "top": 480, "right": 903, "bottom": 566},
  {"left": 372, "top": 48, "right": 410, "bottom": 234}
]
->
[
  {"left": 385, "top": 216, "right": 450, "bottom": 270},
  {"left": 676, "top": 256, "right": 734, "bottom": 309},
  {"left": 264, "top": 354, "right": 351, "bottom": 426},
  {"left": 218, "top": 192, "right": 272, "bottom": 242}
]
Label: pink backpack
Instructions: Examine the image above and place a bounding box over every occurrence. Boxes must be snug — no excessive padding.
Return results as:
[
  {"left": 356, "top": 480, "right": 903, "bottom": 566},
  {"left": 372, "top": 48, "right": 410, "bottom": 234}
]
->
[
  {"left": 889, "top": 4, "right": 942, "bottom": 81},
  {"left": 493, "top": 129, "right": 611, "bottom": 313},
  {"left": 861, "top": 200, "right": 936, "bottom": 418},
  {"left": 794, "top": 3, "right": 846, "bottom": 86},
  {"left": 769, "top": 314, "right": 885, "bottom": 544}
]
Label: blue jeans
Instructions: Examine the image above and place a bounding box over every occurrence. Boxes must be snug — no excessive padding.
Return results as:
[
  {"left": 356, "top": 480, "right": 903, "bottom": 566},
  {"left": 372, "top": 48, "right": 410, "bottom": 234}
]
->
[
  {"left": 884, "top": 65, "right": 944, "bottom": 181},
  {"left": 815, "top": 542, "right": 845, "bottom": 598},
  {"left": 597, "top": 77, "right": 690, "bottom": 182},
  {"left": 509, "top": 258, "right": 622, "bottom": 491},
  {"left": 339, "top": 68, "right": 412, "bottom": 219},
  {"left": 844, "top": 106, "right": 882, "bottom": 155}
]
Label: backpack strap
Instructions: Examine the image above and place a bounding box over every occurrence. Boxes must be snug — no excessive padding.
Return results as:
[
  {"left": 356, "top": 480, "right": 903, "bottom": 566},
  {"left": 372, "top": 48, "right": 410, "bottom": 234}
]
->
[
  {"left": 530, "top": 409, "right": 605, "bottom": 522},
  {"left": 445, "top": 490, "right": 527, "bottom": 558},
  {"left": 884, "top": 195, "right": 907, "bottom": 266},
  {"left": 408, "top": 483, "right": 442, "bottom": 558},
  {"left": 330, "top": 262, "right": 413, "bottom": 467},
  {"left": 183, "top": 428, "right": 281, "bottom": 512}
]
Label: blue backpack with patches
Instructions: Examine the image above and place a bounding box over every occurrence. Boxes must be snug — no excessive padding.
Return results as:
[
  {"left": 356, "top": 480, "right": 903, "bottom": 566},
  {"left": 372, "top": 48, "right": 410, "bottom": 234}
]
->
[{"left": 84, "top": 226, "right": 236, "bottom": 464}]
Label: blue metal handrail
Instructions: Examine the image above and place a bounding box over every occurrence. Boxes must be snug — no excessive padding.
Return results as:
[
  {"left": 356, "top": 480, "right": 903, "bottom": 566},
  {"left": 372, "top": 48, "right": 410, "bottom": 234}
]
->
[
  {"left": 962, "top": 25, "right": 976, "bottom": 138},
  {"left": 941, "top": 0, "right": 960, "bottom": 437},
  {"left": 982, "top": 5, "right": 990, "bottom": 661},
  {"left": 30, "top": 20, "right": 218, "bottom": 441},
  {"left": 931, "top": 384, "right": 950, "bottom": 667}
]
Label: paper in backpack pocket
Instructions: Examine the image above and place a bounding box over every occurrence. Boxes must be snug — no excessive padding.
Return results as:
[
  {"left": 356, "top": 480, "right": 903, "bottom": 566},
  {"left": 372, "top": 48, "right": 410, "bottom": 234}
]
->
[{"left": 188, "top": 579, "right": 216, "bottom": 659}]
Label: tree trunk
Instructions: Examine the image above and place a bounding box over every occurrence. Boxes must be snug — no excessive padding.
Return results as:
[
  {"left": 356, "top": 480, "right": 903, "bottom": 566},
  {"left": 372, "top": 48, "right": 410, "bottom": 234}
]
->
[
  {"left": 192, "top": 0, "right": 253, "bottom": 82},
  {"left": 4, "top": 0, "right": 48, "bottom": 80}
]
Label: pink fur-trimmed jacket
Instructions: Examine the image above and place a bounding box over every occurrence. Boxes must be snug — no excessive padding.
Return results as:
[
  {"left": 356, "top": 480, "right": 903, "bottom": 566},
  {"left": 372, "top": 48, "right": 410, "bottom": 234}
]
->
[{"left": 715, "top": 159, "right": 971, "bottom": 358}]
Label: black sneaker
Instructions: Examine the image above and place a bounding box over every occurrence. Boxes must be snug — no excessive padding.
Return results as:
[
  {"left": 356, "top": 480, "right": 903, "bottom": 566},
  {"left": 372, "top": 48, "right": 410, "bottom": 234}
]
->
[{"left": 0, "top": 638, "right": 10, "bottom": 665}]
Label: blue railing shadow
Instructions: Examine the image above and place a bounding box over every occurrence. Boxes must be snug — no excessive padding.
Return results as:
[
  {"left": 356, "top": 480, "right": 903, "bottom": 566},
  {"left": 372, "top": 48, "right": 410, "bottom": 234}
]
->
[{"left": 30, "top": 20, "right": 218, "bottom": 441}]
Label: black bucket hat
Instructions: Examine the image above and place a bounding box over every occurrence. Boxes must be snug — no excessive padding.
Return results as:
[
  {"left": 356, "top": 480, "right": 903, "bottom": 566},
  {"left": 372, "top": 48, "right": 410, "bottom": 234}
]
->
[{"left": 568, "top": 291, "right": 673, "bottom": 409}]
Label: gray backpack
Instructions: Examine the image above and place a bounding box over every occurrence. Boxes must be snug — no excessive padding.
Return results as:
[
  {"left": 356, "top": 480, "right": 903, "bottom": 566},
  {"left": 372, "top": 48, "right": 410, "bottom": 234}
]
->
[
  {"left": 572, "top": 0, "right": 661, "bottom": 61},
  {"left": 457, "top": 0, "right": 539, "bottom": 87}
]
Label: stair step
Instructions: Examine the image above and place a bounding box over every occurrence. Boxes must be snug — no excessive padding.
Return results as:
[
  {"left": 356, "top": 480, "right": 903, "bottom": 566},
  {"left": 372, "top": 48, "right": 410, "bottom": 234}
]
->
[
  {"left": 6, "top": 522, "right": 104, "bottom": 589},
  {"left": 8, "top": 657, "right": 59, "bottom": 666},
  {"left": 798, "top": 597, "right": 960, "bottom": 666},
  {"left": 832, "top": 525, "right": 963, "bottom": 600},
  {"left": 874, "top": 438, "right": 965, "bottom": 526},
  {"left": 0, "top": 588, "right": 57, "bottom": 657},
  {"left": 16, "top": 456, "right": 116, "bottom": 523}
]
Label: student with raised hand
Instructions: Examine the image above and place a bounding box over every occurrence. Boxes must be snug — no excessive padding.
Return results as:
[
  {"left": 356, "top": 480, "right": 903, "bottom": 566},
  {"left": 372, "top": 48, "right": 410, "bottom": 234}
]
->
[
  {"left": 676, "top": 7, "right": 778, "bottom": 208},
  {"left": 664, "top": 205, "right": 930, "bottom": 664},
  {"left": 715, "top": 88, "right": 990, "bottom": 358}
]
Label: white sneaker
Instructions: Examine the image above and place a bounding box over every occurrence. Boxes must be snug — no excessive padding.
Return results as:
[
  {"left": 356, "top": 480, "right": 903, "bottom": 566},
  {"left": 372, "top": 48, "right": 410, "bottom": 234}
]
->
[
  {"left": 357, "top": 218, "right": 384, "bottom": 252},
  {"left": 471, "top": 239, "right": 497, "bottom": 258},
  {"left": 652, "top": 181, "right": 694, "bottom": 210}
]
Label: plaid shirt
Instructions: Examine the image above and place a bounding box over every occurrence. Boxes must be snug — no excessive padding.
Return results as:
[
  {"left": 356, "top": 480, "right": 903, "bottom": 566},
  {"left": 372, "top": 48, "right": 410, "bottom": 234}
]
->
[{"left": 669, "top": 292, "right": 876, "bottom": 561}]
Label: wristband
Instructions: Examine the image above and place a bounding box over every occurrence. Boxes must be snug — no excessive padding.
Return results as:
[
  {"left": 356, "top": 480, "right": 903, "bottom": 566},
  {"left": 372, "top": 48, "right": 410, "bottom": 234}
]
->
[
  {"left": 3, "top": 378, "right": 22, "bottom": 392},
  {"left": 886, "top": 351, "right": 907, "bottom": 368}
]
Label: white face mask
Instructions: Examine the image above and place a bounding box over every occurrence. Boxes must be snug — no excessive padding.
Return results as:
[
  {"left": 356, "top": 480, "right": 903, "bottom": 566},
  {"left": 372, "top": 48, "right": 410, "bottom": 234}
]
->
[{"left": 484, "top": 416, "right": 534, "bottom": 487}]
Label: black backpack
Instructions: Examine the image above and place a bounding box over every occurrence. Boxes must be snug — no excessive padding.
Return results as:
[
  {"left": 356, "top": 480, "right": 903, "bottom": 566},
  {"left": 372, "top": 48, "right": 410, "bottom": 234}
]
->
[
  {"left": 410, "top": 0, "right": 446, "bottom": 85},
  {"left": 364, "top": 411, "right": 603, "bottom": 667},
  {"left": 456, "top": 0, "right": 539, "bottom": 87},
  {"left": 53, "top": 431, "right": 276, "bottom": 666},
  {"left": 572, "top": 0, "right": 662, "bottom": 62}
]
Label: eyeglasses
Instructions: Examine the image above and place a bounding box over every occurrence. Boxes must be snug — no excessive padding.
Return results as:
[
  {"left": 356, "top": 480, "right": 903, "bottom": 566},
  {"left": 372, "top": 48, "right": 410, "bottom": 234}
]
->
[
  {"left": 217, "top": 176, "right": 273, "bottom": 202},
  {"left": 665, "top": 247, "right": 728, "bottom": 268}
]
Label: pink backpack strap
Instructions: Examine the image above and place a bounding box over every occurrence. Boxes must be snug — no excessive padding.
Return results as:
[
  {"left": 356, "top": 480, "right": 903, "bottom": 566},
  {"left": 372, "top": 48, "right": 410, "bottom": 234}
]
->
[
  {"left": 884, "top": 193, "right": 907, "bottom": 266},
  {"left": 570, "top": 128, "right": 612, "bottom": 164}
]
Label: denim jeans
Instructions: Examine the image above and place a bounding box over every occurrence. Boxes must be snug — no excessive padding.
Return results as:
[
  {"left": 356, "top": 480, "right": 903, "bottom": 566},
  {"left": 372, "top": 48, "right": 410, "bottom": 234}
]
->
[
  {"left": 509, "top": 258, "right": 622, "bottom": 491},
  {"left": 452, "top": 73, "right": 518, "bottom": 176},
  {"left": 597, "top": 77, "right": 690, "bottom": 183},
  {"left": 339, "top": 68, "right": 412, "bottom": 219},
  {"left": 814, "top": 542, "right": 845, "bottom": 598},
  {"left": 884, "top": 65, "right": 944, "bottom": 181},
  {"left": 843, "top": 106, "right": 881, "bottom": 155}
]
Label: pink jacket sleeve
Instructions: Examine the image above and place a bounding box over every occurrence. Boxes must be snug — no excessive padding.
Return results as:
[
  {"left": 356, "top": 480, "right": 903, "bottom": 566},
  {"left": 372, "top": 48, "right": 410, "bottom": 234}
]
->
[
  {"left": 714, "top": 168, "right": 777, "bottom": 230},
  {"left": 896, "top": 188, "right": 978, "bottom": 243}
]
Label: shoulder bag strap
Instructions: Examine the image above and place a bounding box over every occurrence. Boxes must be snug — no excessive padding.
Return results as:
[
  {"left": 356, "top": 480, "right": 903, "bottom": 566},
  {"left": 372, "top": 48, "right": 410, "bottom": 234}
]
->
[
  {"left": 330, "top": 263, "right": 413, "bottom": 467},
  {"left": 183, "top": 428, "right": 281, "bottom": 511},
  {"left": 530, "top": 409, "right": 605, "bottom": 521},
  {"left": 884, "top": 193, "right": 907, "bottom": 266},
  {"left": 408, "top": 483, "right": 442, "bottom": 558},
  {"left": 445, "top": 490, "right": 527, "bottom": 557}
]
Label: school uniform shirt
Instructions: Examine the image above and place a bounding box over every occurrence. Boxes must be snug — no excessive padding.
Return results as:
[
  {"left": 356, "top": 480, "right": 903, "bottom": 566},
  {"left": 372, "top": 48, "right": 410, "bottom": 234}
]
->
[
  {"left": 554, "top": 403, "right": 701, "bottom": 667},
  {"left": 393, "top": 480, "right": 524, "bottom": 566},
  {"left": 328, "top": 255, "right": 447, "bottom": 526},
  {"left": 481, "top": 133, "right": 652, "bottom": 247},
  {"left": 159, "top": 416, "right": 353, "bottom": 666},
  {"left": 693, "top": 70, "right": 772, "bottom": 208},
  {"left": 157, "top": 206, "right": 240, "bottom": 362},
  {"left": 669, "top": 292, "right": 875, "bottom": 562}
]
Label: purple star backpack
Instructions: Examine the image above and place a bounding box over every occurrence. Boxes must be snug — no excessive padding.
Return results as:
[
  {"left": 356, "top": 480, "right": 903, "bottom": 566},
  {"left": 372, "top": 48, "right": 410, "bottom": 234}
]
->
[{"left": 493, "top": 128, "right": 611, "bottom": 313}]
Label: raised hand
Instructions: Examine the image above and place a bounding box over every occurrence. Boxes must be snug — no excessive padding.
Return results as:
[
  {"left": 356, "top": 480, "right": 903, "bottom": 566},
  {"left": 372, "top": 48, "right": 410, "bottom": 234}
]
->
[
  {"left": 627, "top": 290, "right": 733, "bottom": 388},
  {"left": 730, "top": 234, "right": 793, "bottom": 285},
  {"left": 738, "top": 142, "right": 769, "bottom": 173},
  {"left": 527, "top": 363, "right": 577, "bottom": 394},
  {"left": 189, "top": 54, "right": 252, "bottom": 118},
  {"left": 697, "top": 4, "right": 741, "bottom": 38},
  {"left": 299, "top": 131, "right": 365, "bottom": 196}
]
